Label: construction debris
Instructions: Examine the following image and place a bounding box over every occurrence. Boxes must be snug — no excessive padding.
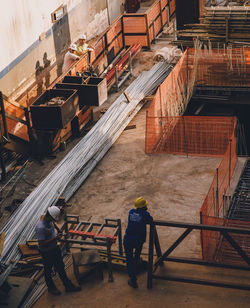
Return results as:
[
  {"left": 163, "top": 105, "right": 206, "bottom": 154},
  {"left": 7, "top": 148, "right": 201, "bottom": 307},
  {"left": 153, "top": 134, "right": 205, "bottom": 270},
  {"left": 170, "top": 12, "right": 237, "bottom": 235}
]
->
[
  {"left": 124, "top": 124, "right": 136, "bottom": 130},
  {"left": 153, "top": 46, "right": 182, "bottom": 63},
  {"left": 45, "top": 96, "right": 65, "bottom": 106}
]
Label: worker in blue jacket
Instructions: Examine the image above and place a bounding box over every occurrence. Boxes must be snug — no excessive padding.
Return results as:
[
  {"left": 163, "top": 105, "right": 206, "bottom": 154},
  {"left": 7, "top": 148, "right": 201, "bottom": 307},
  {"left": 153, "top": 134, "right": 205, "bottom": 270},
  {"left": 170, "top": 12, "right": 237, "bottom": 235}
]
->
[{"left": 124, "top": 197, "right": 153, "bottom": 288}]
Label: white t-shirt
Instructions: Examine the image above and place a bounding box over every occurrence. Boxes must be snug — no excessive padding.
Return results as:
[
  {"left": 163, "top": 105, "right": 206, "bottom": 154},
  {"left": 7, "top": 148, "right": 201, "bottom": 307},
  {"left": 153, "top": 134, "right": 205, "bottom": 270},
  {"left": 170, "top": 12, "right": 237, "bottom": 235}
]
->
[{"left": 62, "top": 51, "right": 79, "bottom": 72}]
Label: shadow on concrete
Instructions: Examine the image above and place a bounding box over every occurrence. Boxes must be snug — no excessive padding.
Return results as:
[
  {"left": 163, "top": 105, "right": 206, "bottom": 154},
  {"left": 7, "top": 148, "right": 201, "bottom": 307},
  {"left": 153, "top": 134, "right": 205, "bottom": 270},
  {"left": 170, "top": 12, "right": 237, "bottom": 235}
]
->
[{"left": 52, "top": 5, "right": 71, "bottom": 76}]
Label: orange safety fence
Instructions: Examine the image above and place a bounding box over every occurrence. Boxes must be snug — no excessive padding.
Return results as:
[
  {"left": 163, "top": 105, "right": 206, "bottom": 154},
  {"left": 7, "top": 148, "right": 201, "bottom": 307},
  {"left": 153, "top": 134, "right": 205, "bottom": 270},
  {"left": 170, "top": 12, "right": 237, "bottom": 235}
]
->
[
  {"left": 146, "top": 47, "right": 250, "bottom": 144},
  {"left": 144, "top": 45, "right": 250, "bottom": 266},
  {"left": 195, "top": 48, "right": 250, "bottom": 87},
  {"left": 146, "top": 116, "right": 236, "bottom": 157},
  {"left": 147, "top": 49, "right": 194, "bottom": 119},
  {"left": 200, "top": 117, "right": 237, "bottom": 217},
  {"left": 201, "top": 216, "right": 250, "bottom": 266},
  {"left": 199, "top": 120, "right": 239, "bottom": 262}
]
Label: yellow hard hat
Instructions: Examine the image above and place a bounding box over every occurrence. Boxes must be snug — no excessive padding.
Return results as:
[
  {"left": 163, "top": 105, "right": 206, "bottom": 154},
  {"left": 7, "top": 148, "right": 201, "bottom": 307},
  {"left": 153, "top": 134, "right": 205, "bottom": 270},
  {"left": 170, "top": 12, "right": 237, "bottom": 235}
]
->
[{"left": 134, "top": 197, "right": 148, "bottom": 209}]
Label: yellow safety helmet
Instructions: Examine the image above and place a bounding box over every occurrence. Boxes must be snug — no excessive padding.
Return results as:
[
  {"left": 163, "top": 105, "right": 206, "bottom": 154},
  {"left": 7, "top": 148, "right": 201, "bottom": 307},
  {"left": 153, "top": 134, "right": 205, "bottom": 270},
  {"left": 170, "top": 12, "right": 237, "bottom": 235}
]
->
[{"left": 134, "top": 197, "right": 148, "bottom": 209}]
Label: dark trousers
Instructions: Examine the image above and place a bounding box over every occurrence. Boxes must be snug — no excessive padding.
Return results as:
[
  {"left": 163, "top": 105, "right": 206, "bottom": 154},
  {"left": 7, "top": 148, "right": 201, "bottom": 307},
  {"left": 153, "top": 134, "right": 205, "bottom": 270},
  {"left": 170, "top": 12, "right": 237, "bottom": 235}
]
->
[
  {"left": 124, "top": 239, "right": 144, "bottom": 282},
  {"left": 40, "top": 246, "right": 71, "bottom": 290}
]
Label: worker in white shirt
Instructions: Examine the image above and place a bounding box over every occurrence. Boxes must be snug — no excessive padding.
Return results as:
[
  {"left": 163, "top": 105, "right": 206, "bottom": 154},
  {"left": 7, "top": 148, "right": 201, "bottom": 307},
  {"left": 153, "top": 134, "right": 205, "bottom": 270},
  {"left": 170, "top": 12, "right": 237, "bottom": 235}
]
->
[
  {"left": 62, "top": 44, "right": 79, "bottom": 72},
  {"left": 76, "top": 34, "right": 94, "bottom": 56}
]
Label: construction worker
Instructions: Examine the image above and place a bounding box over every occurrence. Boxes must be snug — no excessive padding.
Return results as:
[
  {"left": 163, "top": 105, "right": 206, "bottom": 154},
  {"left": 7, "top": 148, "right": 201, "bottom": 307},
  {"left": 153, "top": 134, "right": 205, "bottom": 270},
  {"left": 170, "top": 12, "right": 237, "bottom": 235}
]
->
[
  {"left": 35, "top": 206, "right": 81, "bottom": 295},
  {"left": 62, "top": 43, "right": 80, "bottom": 72},
  {"left": 76, "top": 34, "right": 94, "bottom": 56},
  {"left": 123, "top": 197, "right": 153, "bottom": 288}
]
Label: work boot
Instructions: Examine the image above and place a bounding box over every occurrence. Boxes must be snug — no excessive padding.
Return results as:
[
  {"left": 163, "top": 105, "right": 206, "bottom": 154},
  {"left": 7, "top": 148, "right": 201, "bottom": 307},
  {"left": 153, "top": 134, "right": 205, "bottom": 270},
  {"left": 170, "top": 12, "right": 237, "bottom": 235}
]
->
[
  {"left": 65, "top": 282, "right": 81, "bottom": 293},
  {"left": 128, "top": 279, "right": 138, "bottom": 289},
  {"left": 48, "top": 287, "right": 61, "bottom": 296}
]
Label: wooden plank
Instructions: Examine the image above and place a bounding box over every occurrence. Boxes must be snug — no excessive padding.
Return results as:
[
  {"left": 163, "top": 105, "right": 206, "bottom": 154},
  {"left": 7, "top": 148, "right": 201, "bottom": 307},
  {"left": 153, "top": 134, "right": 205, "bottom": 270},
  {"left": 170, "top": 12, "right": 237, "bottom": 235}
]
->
[
  {"left": 75, "top": 53, "right": 89, "bottom": 73},
  {"left": 161, "top": 0, "right": 168, "bottom": 7},
  {"left": 124, "top": 35, "right": 148, "bottom": 47},
  {"left": 162, "top": 8, "right": 168, "bottom": 25},
  {"left": 123, "top": 16, "right": 147, "bottom": 33},
  {"left": 145, "top": 15, "right": 151, "bottom": 49},
  {"left": 0, "top": 232, "right": 5, "bottom": 256},
  {"left": 106, "top": 19, "right": 122, "bottom": 44},
  {"left": 154, "top": 16, "right": 163, "bottom": 36},
  {"left": 147, "top": 2, "right": 161, "bottom": 23},
  {"left": 123, "top": 91, "right": 131, "bottom": 103},
  {"left": 169, "top": 0, "right": 176, "bottom": 16},
  {"left": 125, "top": 124, "right": 136, "bottom": 130},
  {"left": 18, "top": 243, "right": 39, "bottom": 257},
  {"left": 107, "top": 34, "right": 123, "bottom": 56}
]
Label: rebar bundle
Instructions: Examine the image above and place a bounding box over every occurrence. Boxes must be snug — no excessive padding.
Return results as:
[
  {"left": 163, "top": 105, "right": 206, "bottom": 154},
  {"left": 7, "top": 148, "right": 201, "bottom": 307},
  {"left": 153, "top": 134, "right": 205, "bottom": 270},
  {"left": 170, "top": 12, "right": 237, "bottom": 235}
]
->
[
  {"left": 0, "top": 62, "right": 173, "bottom": 269},
  {"left": 21, "top": 255, "right": 72, "bottom": 308},
  {"left": 177, "top": 6, "right": 250, "bottom": 47}
]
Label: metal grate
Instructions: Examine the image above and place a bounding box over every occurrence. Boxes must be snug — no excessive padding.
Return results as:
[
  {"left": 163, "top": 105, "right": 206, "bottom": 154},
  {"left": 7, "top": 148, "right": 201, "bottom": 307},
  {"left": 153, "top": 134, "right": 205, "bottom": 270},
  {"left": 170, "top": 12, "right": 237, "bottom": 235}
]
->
[{"left": 228, "top": 159, "right": 250, "bottom": 221}]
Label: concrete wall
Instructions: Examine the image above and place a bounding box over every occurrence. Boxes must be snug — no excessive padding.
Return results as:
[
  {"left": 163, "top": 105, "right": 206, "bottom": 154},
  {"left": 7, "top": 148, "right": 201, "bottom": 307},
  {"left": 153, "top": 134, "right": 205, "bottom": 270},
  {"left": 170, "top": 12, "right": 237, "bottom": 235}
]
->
[
  {"left": 107, "top": 0, "right": 122, "bottom": 23},
  {"left": 0, "top": 0, "right": 121, "bottom": 100}
]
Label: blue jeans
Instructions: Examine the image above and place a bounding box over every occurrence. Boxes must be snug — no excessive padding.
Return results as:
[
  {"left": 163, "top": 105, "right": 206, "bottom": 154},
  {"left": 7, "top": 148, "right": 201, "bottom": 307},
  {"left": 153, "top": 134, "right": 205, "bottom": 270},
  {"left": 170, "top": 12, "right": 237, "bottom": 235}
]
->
[{"left": 124, "top": 237, "right": 144, "bottom": 282}]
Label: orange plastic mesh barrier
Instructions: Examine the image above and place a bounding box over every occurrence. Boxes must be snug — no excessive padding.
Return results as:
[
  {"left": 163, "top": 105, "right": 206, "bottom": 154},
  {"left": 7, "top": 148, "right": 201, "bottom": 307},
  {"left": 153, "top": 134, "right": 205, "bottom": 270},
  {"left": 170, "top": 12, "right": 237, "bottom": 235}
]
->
[
  {"left": 145, "top": 46, "right": 250, "bottom": 266},
  {"left": 146, "top": 47, "right": 250, "bottom": 124},
  {"left": 147, "top": 49, "right": 193, "bottom": 118},
  {"left": 200, "top": 117, "right": 237, "bottom": 217},
  {"left": 146, "top": 116, "right": 235, "bottom": 157},
  {"left": 199, "top": 120, "right": 239, "bottom": 263},
  {"left": 201, "top": 216, "right": 250, "bottom": 266},
  {"left": 196, "top": 48, "right": 250, "bottom": 87},
  {"left": 145, "top": 46, "right": 246, "bottom": 213}
]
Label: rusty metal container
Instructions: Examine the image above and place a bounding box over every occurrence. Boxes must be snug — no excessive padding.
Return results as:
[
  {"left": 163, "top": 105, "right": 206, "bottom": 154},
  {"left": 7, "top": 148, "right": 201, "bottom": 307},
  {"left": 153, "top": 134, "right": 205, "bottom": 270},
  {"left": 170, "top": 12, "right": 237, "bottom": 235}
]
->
[
  {"left": 30, "top": 89, "right": 78, "bottom": 130},
  {"left": 55, "top": 76, "right": 107, "bottom": 107}
]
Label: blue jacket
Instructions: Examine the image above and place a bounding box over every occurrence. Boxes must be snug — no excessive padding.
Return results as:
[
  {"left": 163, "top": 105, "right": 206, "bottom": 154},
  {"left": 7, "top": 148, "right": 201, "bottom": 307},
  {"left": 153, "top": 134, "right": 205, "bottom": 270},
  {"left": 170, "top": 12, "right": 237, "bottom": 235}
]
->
[{"left": 124, "top": 208, "right": 153, "bottom": 244}]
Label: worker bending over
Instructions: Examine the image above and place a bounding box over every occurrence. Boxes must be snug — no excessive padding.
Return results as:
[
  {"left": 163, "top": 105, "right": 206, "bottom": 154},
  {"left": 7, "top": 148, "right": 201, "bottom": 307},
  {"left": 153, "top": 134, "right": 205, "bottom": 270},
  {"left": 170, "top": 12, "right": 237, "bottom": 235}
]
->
[
  {"left": 124, "top": 197, "right": 153, "bottom": 288},
  {"left": 62, "top": 43, "right": 79, "bottom": 72},
  {"left": 35, "top": 206, "right": 81, "bottom": 295},
  {"left": 76, "top": 34, "right": 94, "bottom": 56}
]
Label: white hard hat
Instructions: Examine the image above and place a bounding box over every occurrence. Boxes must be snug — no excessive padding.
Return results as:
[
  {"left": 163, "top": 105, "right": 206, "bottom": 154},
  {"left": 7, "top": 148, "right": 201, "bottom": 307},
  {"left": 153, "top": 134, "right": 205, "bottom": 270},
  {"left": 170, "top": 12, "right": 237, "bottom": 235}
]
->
[
  {"left": 80, "top": 34, "right": 86, "bottom": 40},
  {"left": 47, "top": 206, "right": 60, "bottom": 221},
  {"left": 69, "top": 43, "right": 77, "bottom": 51}
]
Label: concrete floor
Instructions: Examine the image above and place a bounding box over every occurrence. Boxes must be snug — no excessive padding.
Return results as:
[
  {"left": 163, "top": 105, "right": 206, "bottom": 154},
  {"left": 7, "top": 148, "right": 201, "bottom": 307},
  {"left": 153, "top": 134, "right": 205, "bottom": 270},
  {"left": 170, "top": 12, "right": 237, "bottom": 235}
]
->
[
  {"left": 33, "top": 106, "right": 250, "bottom": 308},
  {"left": 34, "top": 263, "right": 250, "bottom": 308},
  {"left": 67, "top": 107, "right": 220, "bottom": 258},
  {"left": 1, "top": 34, "right": 250, "bottom": 308}
]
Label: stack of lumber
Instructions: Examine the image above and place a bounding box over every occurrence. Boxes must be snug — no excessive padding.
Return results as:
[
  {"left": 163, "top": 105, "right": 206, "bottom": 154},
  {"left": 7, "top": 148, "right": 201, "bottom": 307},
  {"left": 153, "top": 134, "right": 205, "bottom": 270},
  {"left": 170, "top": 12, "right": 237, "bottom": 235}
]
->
[
  {"left": 176, "top": 6, "right": 250, "bottom": 46},
  {"left": 14, "top": 241, "right": 42, "bottom": 273}
]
